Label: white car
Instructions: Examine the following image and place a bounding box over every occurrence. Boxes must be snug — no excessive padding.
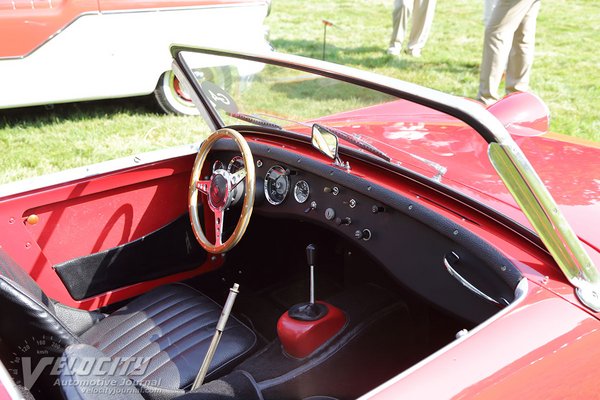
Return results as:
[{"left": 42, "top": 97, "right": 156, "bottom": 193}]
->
[{"left": 0, "top": 0, "right": 271, "bottom": 114}]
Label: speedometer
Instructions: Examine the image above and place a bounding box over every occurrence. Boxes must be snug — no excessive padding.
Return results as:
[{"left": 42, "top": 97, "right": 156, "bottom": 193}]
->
[{"left": 264, "top": 165, "right": 290, "bottom": 205}]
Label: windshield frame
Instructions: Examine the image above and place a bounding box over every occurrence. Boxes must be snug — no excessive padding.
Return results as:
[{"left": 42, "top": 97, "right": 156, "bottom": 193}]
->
[{"left": 171, "top": 44, "right": 600, "bottom": 312}]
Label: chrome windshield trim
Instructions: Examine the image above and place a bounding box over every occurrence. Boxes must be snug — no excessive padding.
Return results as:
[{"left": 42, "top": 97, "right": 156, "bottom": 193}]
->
[
  {"left": 358, "top": 278, "right": 529, "bottom": 399},
  {"left": 0, "top": 143, "right": 199, "bottom": 199},
  {"left": 171, "top": 46, "right": 600, "bottom": 310}
]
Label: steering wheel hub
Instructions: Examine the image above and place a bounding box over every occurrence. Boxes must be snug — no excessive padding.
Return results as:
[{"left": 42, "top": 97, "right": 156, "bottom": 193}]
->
[{"left": 208, "top": 171, "right": 231, "bottom": 211}]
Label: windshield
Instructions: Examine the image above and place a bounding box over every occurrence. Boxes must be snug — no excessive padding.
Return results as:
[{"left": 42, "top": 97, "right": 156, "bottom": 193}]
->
[
  {"left": 180, "top": 52, "right": 396, "bottom": 127},
  {"left": 179, "top": 51, "right": 461, "bottom": 179}
]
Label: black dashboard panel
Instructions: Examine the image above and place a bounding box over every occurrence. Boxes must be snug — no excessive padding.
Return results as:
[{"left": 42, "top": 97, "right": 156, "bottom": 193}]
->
[{"left": 210, "top": 141, "right": 522, "bottom": 324}]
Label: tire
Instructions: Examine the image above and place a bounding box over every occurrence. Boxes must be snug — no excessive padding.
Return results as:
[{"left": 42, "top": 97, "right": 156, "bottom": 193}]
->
[
  {"left": 154, "top": 70, "right": 200, "bottom": 116},
  {"left": 154, "top": 67, "right": 234, "bottom": 116}
]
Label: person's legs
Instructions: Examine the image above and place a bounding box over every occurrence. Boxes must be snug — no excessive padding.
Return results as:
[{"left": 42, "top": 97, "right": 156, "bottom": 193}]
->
[
  {"left": 477, "top": 0, "right": 536, "bottom": 104},
  {"left": 483, "top": 0, "right": 499, "bottom": 26},
  {"left": 506, "top": 0, "right": 541, "bottom": 93},
  {"left": 406, "top": 0, "right": 436, "bottom": 56},
  {"left": 389, "top": 0, "right": 414, "bottom": 54}
]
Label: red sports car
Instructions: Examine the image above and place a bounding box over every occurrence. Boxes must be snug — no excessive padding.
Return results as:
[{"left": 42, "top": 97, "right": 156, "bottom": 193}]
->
[{"left": 0, "top": 46, "right": 599, "bottom": 400}]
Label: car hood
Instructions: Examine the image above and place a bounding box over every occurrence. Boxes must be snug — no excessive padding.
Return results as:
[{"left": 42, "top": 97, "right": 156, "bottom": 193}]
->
[{"left": 314, "top": 99, "right": 600, "bottom": 254}]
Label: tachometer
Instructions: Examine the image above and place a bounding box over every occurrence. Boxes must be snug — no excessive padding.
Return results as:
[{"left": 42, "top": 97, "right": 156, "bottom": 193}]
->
[
  {"left": 294, "top": 180, "right": 310, "bottom": 203},
  {"left": 228, "top": 155, "right": 244, "bottom": 173},
  {"left": 264, "top": 165, "right": 290, "bottom": 205}
]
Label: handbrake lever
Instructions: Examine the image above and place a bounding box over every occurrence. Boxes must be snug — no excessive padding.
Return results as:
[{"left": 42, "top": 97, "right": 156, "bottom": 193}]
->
[{"left": 192, "top": 283, "right": 240, "bottom": 389}]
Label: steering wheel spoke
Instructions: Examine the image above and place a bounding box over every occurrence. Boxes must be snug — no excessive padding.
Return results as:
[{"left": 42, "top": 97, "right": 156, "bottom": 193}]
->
[
  {"left": 213, "top": 209, "right": 224, "bottom": 246},
  {"left": 230, "top": 168, "right": 247, "bottom": 189},
  {"left": 196, "top": 180, "right": 211, "bottom": 195}
]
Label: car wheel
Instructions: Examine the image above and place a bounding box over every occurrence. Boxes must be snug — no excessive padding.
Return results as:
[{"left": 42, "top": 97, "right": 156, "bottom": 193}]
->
[
  {"left": 154, "top": 67, "right": 233, "bottom": 116},
  {"left": 154, "top": 70, "right": 199, "bottom": 116}
]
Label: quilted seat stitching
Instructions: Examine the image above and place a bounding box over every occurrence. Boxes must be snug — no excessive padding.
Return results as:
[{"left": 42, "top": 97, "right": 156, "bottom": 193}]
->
[
  {"left": 98, "top": 296, "right": 204, "bottom": 354},
  {"left": 92, "top": 291, "right": 202, "bottom": 350},
  {"left": 88, "top": 291, "right": 182, "bottom": 347},
  {"left": 112, "top": 306, "right": 220, "bottom": 360},
  {"left": 136, "top": 323, "right": 241, "bottom": 384}
]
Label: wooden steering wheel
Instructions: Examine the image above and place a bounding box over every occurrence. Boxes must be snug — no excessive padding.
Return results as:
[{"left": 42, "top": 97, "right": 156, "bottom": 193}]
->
[{"left": 188, "top": 128, "right": 256, "bottom": 253}]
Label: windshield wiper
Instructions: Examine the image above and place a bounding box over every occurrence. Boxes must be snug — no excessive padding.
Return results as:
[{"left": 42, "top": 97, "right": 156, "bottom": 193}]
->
[
  {"left": 315, "top": 124, "right": 391, "bottom": 162},
  {"left": 226, "top": 112, "right": 283, "bottom": 130}
]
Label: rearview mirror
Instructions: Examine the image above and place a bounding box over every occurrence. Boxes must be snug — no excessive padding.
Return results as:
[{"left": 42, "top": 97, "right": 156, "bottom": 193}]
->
[{"left": 311, "top": 124, "right": 338, "bottom": 160}]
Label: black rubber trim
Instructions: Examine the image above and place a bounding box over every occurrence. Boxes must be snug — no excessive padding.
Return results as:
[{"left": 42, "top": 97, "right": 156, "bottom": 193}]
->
[{"left": 53, "top": 214, "right": 206, "bottom": 300}]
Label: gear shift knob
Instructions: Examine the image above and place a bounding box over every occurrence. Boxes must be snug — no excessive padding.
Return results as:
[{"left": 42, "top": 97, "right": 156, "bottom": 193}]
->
[{"left": 306, "top": 244, "right": 316, "bottom": 266}]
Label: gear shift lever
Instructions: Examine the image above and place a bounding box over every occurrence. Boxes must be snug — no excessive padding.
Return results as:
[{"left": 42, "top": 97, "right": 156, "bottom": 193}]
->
[
  {"left": 307, "top": 244, "right": 316, "bottom": 304},
  {"left": 276, "top": 243, "right": 346, "bottom": 358},
  {"left": 287, "top": 244, "right": 328, "bottom": 321}
]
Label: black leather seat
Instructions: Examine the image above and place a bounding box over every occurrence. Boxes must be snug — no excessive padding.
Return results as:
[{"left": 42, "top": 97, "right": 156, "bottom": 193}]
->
[{"left": 0, "top": 248, "right": 256, "bottom": 399}]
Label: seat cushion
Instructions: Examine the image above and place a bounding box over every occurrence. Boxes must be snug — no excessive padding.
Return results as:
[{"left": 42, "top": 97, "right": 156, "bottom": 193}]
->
[{"left": 80, "top": 284, "right": 256, "bottom": 391}]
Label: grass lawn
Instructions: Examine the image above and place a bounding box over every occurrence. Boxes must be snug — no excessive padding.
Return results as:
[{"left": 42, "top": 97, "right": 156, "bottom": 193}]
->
[{"left": 1, "top": 0, "right": 598, "bottom": 184}]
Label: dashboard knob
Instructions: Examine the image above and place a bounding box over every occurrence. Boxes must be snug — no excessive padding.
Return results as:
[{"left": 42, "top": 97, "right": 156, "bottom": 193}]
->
[
  {"left": 355, "top": 229, "right": 372, "bottom": 241},
  {"left": 361, "top": 229, "right": 372, "bottom": 241},
  {"left": 323, "top": 186, "right": 332, "bottom": 193},
  {"left": 324, "top": 208, "right": 336, "bottom": 221}
]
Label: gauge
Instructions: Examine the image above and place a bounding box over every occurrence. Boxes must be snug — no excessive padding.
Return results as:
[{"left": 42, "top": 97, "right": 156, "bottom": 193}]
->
[
  {"left": 228, "top": 156, "right": 244, "bottom": 173},
  {"left": 294, "top": 180, "right": 310, "bottom": 203},
  {"left": 264, "top": 165, "right": 290, "bottom": 205},
  {"left": 212, "top": 160, "right": 225, "bottom": 172}
]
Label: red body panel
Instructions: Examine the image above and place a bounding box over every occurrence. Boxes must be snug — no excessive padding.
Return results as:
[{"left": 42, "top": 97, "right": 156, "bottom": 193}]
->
[
  {"left": 0, "top": 0, "right": 265, "bottom": 58},
  {"left": 277, "top": 302, "right": 346, "bottom": 358},
  {"left": 0, "top": 0, "right": 98, "bottom": 59},
  {"left": 368, "top": 282, "right": 600, "bottom": 399}
]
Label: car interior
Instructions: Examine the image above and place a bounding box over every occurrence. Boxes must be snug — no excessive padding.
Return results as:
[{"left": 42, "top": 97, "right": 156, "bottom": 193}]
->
[{"left": 0, "top": 126, "right": 525, "bottom": 400}]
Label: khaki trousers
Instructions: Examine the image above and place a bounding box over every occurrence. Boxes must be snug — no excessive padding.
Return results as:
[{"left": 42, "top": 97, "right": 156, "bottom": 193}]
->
[
  {"left": 478, "top": 0, "right": 541, "bottom": 105},
  {"left": 389, "top": 0, "right": 437, "bottom": 52}
]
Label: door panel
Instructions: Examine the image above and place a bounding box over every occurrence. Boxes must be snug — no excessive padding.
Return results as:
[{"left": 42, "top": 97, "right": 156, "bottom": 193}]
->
[{"left": 0, "top": 153, "right": 220, "bottom": 309}]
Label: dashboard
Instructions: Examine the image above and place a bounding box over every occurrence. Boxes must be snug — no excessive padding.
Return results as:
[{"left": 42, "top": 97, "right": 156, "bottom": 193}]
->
[{"left": 208, "top": 142, "right": 521, "bottom": 324}]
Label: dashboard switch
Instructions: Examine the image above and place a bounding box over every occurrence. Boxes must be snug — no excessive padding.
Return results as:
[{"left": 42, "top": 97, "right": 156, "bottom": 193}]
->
[
  {"left": 304, "top": 201, "right": 317, "bottom": 213},
  {"left": 372, "top": 205, "right": 385, "bottom": 214},
  {"left": 335, "top": 217, "right": 352, "bottom": 226}
]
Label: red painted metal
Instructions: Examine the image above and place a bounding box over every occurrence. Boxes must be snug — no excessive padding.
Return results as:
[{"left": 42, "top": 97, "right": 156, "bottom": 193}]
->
[
  {"left": 367, "top": 281, "right": 600, "bottom": 399},
  {"left": 0, "top": 0, "right": 98, "bottom": 59},
  {"left": 0, "top": 0, "right": 265, "bottom": 58},
  {"left": 277, "top": 302, "right": 346, "bottom": 358},
  {"left": 487, "top": 91, "right": 549, "bottom": 136},
  {"left": 0, "top": 153, "right": 224, "bottom": 308}
]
